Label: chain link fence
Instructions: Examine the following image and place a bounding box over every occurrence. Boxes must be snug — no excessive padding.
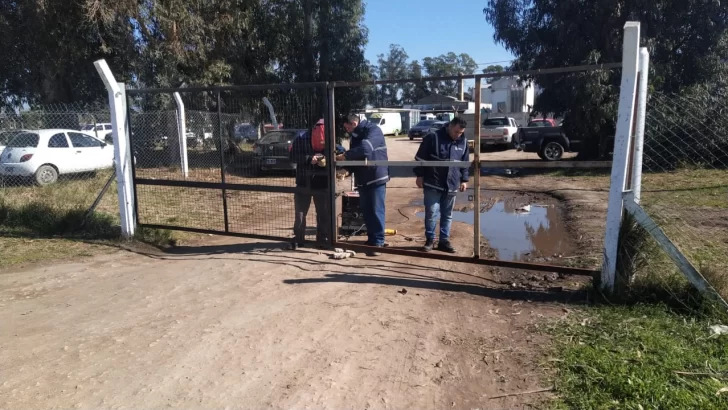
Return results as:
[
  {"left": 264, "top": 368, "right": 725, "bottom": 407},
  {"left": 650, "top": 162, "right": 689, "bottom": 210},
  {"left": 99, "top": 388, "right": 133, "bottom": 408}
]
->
[
  {"left": 626, "top": 92, "right": 728, "bottom": 310},
  {"left": 0, "top": 103, "right": 120, "bottom": 237}
]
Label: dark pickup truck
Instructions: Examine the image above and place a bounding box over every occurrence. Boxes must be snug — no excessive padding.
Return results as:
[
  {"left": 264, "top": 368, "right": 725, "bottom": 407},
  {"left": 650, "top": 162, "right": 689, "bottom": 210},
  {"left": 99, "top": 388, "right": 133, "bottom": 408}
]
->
[{"left": 513, "top": 126, "right": 582, "bottom": 161}]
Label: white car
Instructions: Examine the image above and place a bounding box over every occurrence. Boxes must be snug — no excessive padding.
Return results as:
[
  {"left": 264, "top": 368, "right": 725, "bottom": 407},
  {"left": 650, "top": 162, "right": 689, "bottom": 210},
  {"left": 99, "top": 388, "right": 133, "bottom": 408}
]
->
[
  {"left": 0, "top": 129, "right": 114, "bottom": 185},
  {"left": 480, "top": 117, "right": 520, "bottom": 148}
]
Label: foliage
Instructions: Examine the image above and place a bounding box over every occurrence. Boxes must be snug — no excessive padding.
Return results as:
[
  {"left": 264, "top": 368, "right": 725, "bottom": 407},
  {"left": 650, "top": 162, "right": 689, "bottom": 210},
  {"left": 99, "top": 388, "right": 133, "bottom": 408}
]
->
[
  {"left": 548, "top": 304, "right": 728, "bottom": 410},
  {"left": 483, "top": 0, "right": 728, "bottom": 159}
]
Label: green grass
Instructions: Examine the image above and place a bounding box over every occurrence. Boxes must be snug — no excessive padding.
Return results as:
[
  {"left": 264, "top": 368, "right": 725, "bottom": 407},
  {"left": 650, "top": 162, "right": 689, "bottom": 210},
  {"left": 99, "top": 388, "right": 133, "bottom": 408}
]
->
[{"left": 547, "top": 304, "right": 728, "bottom": 410}]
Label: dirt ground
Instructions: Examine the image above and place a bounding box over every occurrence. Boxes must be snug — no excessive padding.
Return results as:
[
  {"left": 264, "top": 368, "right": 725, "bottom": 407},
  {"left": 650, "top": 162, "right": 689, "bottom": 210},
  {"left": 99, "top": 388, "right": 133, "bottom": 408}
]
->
[{"left": 0, "top": 137, "right": 609, "bottom": 409}]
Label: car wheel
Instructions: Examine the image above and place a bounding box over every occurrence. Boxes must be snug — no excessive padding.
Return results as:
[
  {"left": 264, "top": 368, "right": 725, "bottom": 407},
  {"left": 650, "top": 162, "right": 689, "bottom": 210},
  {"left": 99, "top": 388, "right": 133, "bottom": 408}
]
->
[
  {"left": 409, "top": 136, "right": 413, "bottom": 141},
  {"left": 35, "top": 165, "right": 58, "bottom": 186},
  {"left": 540, "top": 141, "right": 564, "bottom": 161}
]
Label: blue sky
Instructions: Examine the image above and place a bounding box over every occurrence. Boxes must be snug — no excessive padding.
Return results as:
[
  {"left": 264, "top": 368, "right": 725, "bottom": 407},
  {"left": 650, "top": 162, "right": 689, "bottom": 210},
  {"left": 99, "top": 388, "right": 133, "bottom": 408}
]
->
[{"left": 362, "top": 0, "right": 514, "bottom": 69}]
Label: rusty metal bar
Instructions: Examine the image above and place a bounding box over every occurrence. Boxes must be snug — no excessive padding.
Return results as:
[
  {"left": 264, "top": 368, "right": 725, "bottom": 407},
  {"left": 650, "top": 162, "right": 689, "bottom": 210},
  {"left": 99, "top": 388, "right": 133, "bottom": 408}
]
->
[
  {"left": 473, "top": 78, "right": 482, "bottom": 258},
  {"left": 332, "top": 63, "right": 622, "bottom": 88},
  {"left": 332, "top": 242, "right": 598, "bottom": 276}
]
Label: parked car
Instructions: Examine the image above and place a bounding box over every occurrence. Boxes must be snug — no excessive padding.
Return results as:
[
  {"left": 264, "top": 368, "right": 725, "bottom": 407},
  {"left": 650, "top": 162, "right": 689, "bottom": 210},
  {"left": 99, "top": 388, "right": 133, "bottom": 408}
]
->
[
  {"left": 480, "top": 117, "right": 520, "bottom": 149},
  {"left": 514, "top": 125, "right": 581, "bottom": 161},
  {"left": 527, "top": 118, "right": 558, "bottom": 127},
  {"left": 0, "top": 129, "right": 114, "bottom": 185},
  {"left": 0, "top": 130, "right": 23, "bottom": 153},
  {"left": 408, "top": 120, "right": 448, "bottom": 140},
  {"left": 250, "top": 129, "right": 306, "bottom": 175}
]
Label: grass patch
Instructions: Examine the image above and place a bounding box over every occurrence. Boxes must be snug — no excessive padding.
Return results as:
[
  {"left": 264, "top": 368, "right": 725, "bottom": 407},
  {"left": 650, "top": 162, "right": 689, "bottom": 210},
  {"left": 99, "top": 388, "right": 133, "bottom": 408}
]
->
[{"left": 548, "top": 304, "right": 728, "bottom": 410}]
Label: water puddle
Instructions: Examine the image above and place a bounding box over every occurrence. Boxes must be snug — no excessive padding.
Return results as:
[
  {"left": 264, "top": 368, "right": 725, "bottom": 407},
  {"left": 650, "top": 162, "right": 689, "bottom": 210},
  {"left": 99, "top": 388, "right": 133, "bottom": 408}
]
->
[{"left": 415, "top": 195, "right": 572, "bottom": 261}]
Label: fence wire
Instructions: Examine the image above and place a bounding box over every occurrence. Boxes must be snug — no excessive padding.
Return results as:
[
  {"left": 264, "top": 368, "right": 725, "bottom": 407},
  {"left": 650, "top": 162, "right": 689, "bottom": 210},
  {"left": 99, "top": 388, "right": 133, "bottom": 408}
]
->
[
  {"left": 631, "top": 92, "right": 728, "bottom": 309},
  {"left": 128, "top": 87, "right": 328, "bottom": 241},
  {"left": 0, "top": 103, "right": 120, "bottom": 237}
]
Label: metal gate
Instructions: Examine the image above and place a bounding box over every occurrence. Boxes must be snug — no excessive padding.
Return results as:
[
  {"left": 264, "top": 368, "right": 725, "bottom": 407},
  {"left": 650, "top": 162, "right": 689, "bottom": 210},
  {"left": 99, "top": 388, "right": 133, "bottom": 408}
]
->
[{"left": 125, "top": 83, "right": 337, "bottom": 243}]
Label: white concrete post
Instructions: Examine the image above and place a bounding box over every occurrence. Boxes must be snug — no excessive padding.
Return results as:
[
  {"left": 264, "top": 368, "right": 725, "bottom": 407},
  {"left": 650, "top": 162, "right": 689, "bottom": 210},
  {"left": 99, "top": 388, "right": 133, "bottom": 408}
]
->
[
  {"left": 601, "top": 22, "right": 641, "bottom": 290},
  {"left": 94, "top": 59, "right": 136, "bottom": 239},
  {"left": 173, "top": 92, "right": 189, "bottom": 178},
  {"left": 631, "top": 48, "right": 650, "bottom": 204}
]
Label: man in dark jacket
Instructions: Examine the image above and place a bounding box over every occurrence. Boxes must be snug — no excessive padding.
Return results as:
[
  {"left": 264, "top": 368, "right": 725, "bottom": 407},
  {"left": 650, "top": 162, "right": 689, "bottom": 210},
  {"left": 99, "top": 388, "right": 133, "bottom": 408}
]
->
[
  {"left": 336, "top": 114, "right": 390, "bottom": 256},
  {"left": 289, "top": 123, "right": 330, "bottom": 250},
  {"left": 414, "top": 117, "right": 470, "bottom": 253}
]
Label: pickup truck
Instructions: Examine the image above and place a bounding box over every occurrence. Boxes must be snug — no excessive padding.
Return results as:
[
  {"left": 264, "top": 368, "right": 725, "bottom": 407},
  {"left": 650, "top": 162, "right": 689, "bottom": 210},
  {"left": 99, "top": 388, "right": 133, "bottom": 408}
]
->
[
  {"left": 513, "top": 125, "right": 581, "bottom": 161},
  {"left": 480, "top": 117, "right": 519, "bottom": 149}
]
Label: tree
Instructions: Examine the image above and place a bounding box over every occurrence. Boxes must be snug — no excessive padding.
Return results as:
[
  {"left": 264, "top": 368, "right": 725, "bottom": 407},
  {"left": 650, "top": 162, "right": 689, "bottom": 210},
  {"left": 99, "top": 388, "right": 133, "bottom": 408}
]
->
[
  {"left": 403, "top": 60, "right": 430, "bottom": 104},
  {"left": 375, "top": 44, "right": 409, "bottom": 107},
  {"left": 422, "top": 52, "right": 478, "bottom": 96},
  {"left": 484, "top": 0, "right": 728, "bottom": 158},
  {"left": 482, "top": 64, "right": 504, "bottom": 74}
]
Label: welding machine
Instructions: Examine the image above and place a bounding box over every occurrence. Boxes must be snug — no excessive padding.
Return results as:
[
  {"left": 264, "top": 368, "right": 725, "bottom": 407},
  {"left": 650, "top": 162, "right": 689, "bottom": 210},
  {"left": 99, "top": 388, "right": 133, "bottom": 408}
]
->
[{"left": 339, "top": 191, "right": 367, "bottom": 236}]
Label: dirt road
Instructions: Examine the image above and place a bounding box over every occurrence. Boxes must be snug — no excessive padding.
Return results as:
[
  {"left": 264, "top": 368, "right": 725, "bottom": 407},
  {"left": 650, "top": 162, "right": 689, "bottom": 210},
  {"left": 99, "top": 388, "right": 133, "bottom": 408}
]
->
[{"left": 0, "top": 136, "right": 605, "bottom": 409}]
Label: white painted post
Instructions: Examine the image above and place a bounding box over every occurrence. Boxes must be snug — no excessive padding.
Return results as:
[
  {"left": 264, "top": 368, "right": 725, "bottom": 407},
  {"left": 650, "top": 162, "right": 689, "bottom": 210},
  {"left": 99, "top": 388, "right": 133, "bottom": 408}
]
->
[
  {"left": 631, "top": 48, "right": 650, "bottom": 204},
  {"left": 173, "top": 92, "right": 189, "bottom": 178},
  {"left": 94, "top": 59, "right": 136, "bottom": 239},
  {"left": 601, "top": 22, "right": 641, "bottom": 291}
]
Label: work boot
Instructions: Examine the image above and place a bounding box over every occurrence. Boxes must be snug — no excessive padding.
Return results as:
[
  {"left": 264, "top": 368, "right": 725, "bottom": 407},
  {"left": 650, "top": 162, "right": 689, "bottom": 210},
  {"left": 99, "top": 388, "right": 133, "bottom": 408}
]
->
[
  {"left": 437, "top": 241, "right": 456, "bottom": 254},
  {"left": 366, "top": 245, "right": 383, "bottom": 257},
  {"left": 422, "top": 240, "right": 434, "bottom": 252}
]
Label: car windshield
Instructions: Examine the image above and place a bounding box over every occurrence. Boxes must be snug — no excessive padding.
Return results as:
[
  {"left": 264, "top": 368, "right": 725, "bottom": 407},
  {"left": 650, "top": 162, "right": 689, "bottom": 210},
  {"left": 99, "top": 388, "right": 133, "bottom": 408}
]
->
[
  {"left": 8, "top": 132, "right": 40, "bottom": 148},
  {"left": 258, "top": 131, "right": 289, "bottom": 144},
  {"left": 80, "top": 125, "right": 95, "bottom": 131},
  {"left": 0, "top": 131, "right": 20, "bottom": 145},
  {"left": 415, "top": 120, "right": 436, "bottom": 127},
  {"left": 482, "top": 118, "right": 509, "bottom": 126}
]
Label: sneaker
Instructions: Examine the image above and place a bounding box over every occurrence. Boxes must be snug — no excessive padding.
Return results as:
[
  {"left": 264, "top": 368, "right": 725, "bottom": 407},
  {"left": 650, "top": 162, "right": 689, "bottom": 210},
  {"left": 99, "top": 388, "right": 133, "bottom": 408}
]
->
[
  {"left": 422, "top": 240, "right": 434, "bottom": 252},
  {"left": 437, "top": 241, "right": 456, "bottom": 254}
]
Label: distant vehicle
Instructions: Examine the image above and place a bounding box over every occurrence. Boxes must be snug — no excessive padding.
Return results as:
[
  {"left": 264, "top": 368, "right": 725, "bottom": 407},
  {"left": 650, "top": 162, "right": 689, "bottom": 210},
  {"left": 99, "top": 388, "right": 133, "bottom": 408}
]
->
[
  {"left": 0, "top": 129, "right": 114, "bottom": 185},
  {"left": 250, "top": 129, "right": 306, "bottom": 176},
  {"left": 407, "top": 120, "right": 448, "bottom": 140},
  {"left": 480, "top": 116, "right": 520, "bottom": 149},
  {"left": 80, "top": 123, "right": 113, "bottom": 132},
  {"left": 366, "top": 112, "right": 402, "bottom": 136},
  {"left": 527, "top": 119, "right": 558, "bottom": 127},
  {"left": 0, "top": 130, "right": 23, "bottom": 153},
  {"left": 231, "top": 123, "right": 260, "bottom": 144},
  {"left": 514, "top": 125, "right": 581, "bottom": 161}
]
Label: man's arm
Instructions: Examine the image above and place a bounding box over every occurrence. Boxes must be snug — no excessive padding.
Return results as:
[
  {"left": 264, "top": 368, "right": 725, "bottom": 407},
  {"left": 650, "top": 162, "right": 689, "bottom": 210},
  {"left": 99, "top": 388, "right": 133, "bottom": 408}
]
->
[
  {"left": 460, "top": 137, "right": 470, "bottom": 182},
  {"left": 344, "top": 128, "right": 373, "bottom": 160},
  {"left": 413, "top": 133, "right": 433, "bottom": 178}
]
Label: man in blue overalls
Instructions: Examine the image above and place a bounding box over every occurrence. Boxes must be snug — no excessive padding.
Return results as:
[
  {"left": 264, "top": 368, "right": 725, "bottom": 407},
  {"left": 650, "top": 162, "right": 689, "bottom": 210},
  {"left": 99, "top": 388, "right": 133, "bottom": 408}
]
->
[
  {"left": 414, "top": 117, "right": 470, "bottom": 253},
  {"left": 336, "top": 114, "right": 390, "bottom": 256}
]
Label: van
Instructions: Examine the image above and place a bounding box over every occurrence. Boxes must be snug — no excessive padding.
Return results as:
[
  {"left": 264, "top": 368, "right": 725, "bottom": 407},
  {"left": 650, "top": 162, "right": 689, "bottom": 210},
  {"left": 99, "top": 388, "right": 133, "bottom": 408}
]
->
[{"left": 367, "top": 112, "right": 402, "bottom": 135}]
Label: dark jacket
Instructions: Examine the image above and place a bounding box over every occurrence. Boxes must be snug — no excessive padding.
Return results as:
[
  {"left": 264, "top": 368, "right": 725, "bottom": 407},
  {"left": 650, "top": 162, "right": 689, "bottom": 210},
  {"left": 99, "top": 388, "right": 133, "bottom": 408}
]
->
[
  {"left": 290, "top": 130, "right": 328, "bottom": 189},
  {"left": 414, "top": 127, "right": 470, "bottom": 194},
  {"left": 290, "top": 130, "right": 345, "bottom": 189},
  {"left": 344, "top": 120, "right": 390, "bottom": 189}
]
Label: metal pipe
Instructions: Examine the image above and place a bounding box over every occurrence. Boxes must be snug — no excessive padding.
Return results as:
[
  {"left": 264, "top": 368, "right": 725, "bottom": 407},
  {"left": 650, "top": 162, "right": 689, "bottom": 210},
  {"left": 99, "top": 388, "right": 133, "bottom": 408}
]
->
[
  {"left": 473, "top": 78, "right": 482, "bottom": 258},
  {"left": 326, "top": 84, "right": 338, "bottom": 248},
  {"left": 217, "top": 91, "right": 230, "bottom": 233},
  {"left": 632, "top": 48, "right": 650, "bottom": 204},
  {"left": 126, "top": 81, "right": 328, "bottom": 95},
  {"left": 335, "top": 160, "right": 612, "bottom": 168}
]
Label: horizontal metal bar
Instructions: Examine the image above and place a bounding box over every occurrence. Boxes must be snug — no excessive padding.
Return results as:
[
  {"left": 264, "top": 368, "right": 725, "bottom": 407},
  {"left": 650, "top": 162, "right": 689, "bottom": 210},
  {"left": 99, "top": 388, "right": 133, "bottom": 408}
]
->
[
  {"left": 134, "top": 178, "right": 323, "bottom": 195},
  {"left": 333, "top": 242, "right": 598, "bottom": 276},
  {"left": 127, "top": 82, "right": 327, "bottom": 95},
  {"left": 139, "top": 224, "right": 300, "bottom": 244},
  {"left": 333, "top": 62, "right": 622, "bottom": 88},
  {"left": 337, "top": 160, "right": 469, "bottom": 167},
  {"left": 480, "top": 161, "right": 613, "bottom": 169},
  {"left": 335, "top": 160, "right": 612, "bottom": 169}
]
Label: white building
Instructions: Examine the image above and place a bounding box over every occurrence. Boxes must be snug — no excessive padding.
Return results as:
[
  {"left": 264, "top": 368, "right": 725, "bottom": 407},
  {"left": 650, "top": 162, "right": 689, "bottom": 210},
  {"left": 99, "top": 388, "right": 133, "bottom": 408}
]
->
[{"left": 480, "top": 77, "right": 539, "bottom": 123}]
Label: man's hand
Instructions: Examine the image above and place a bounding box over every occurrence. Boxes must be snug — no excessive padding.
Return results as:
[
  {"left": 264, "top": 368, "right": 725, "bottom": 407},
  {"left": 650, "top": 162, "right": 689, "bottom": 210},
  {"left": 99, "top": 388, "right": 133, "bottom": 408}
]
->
[
  {"left": 416, "top": 177, "right": 424, "bottom": 189},
  {"left": 459, "top": 182, "right": 467, "bottom": 192},
  {"left": 311, "top": 155, "right": 320, "bottom": 165},
  {"left": 335, "top": 154, "right": 346, "bottom": 162}
]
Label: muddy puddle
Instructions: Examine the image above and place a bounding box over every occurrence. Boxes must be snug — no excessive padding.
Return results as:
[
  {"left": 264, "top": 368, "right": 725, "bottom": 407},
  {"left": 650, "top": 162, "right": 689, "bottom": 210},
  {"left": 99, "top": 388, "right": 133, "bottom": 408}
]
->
[{"left": 414, "top": 193, "right": 573, "bottom": 261}]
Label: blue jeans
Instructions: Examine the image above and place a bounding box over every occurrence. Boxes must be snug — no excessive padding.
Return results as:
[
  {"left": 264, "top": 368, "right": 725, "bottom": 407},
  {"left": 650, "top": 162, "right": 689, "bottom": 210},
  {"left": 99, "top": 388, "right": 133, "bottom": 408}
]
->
[
  {"left": 424, "top": 188, "right": 456, "bottom": 243},
  {"left": 358, "top": 183, "right": 386, "bottom": 246}
]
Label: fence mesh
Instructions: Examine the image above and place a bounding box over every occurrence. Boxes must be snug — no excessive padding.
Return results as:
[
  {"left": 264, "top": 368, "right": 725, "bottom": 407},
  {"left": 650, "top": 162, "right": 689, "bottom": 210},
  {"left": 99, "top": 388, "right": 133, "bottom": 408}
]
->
[
  {"left": 632, "top": 92, "right": 728, "bottom": 309},
  {"left": 0, "top": 103, "right": 120, "bottom": 238},
  {"left": 127, "top": 86, "right": 329, "bottom": 241}
]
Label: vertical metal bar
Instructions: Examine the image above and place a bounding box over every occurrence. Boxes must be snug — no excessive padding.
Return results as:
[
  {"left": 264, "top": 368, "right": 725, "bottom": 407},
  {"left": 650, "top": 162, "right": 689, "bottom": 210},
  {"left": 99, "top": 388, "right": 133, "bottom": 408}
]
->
[
  {"left": 632, "top": 48, "right": 650, "bottom": 204},
  {"left": 326, "top": 84, "right": 338, "bottom": 248},
  {"left": 125, "top": 89, "right": 140, "bottom": 228},
  {"left": 625, "top": 71, "right": 641, "bottom": 191},
  {"left": 217, "top": 91, "right": 230, "bottom": 233},
  {"left": 472, "top": 78, "right": 482, "bottom": 258}
]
